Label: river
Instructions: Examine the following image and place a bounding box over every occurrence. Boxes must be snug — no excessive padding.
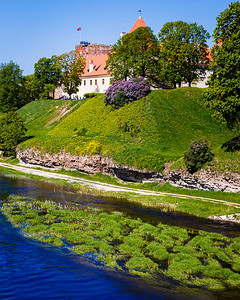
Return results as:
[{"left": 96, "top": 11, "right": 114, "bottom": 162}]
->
[{"left": 0, "top": 174, "right": 240, "bottom": 299}]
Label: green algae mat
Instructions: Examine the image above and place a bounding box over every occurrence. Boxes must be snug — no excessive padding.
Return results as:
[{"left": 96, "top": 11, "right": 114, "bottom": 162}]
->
[{"left": 2, "top": 195, "right": 240, "bottom": 292}]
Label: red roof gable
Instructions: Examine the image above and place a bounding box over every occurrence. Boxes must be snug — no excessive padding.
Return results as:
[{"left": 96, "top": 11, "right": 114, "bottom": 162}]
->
[
  {"left": 82, "top": 54, "right": 109, "bottom": 77},
  {"left": 129, "top": 16, "right": 147, "bottom": 33}
]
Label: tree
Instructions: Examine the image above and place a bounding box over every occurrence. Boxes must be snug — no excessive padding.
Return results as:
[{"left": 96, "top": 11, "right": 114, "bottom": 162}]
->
[
  {"left": 0, "top": 111, "right": 27, "bottom": 157},
  {"left": 0, "top": 61, "right": 29, "bottom": 112},
  {"left": 23, "top": 74, "right": 38, "bottom": 102},
  {"left": 158, "top": 21, "right": 210, "bottom": 87},
  {"left": 106, "top": 27, "right": 162, "bottom": 88},
  {"left": 58, "top": 51, "right": 85, "bottom": 98},
  {"left": 34, "top": 55, "right": 62, "bottom": 99},
  {"left": 204, "top": 2, "right": 240, "bottom": 129}
]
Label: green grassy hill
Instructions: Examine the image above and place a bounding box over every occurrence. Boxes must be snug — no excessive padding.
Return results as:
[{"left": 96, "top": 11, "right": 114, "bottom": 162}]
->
[
  {"left": 19, "top": 88, "right": 238, "bottom": 173},
  {"left": 18, "top": 99, "right": 84, "bottom": 137}
]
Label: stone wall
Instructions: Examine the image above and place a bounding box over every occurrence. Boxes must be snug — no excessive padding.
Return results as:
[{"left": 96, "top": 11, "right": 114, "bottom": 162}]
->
[{"left": 75, "top": 44, "right": 112, "bottom": 57}]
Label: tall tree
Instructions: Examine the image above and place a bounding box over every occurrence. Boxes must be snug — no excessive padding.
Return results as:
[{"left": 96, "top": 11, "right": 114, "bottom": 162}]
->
[
  {"left": 106, "top": 27, "right": 162, "bottom": 88},
  {"left": 0, "top": 111, "right": 26, "bottom": 156},
  {"left": 34, "top": 55, "right": 62, "bottom": 99},
  {"left": 0, "top": 61, "right": 29, "bottom": 112},
  {"left": 158, "top": 21, "right": 210, "bottom": 87},
  {"left": 23, "top": 74, "right": 38, "bottom": 102},
  {"left": 58, "top": 50, "right": 85, "bottom": 98},
  {"left": 204, "top": 2, "right": 240, "bottom": 129}
]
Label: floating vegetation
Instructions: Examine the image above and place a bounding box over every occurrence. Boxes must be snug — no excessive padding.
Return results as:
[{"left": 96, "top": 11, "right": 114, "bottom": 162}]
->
[{"left": 2, "top": 194, "right": 240, "bottom": 292}]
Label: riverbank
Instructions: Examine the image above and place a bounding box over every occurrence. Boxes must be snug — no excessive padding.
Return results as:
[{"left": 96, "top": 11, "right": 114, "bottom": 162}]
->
[
  {"left": 0, "top": 161, "right": 240, "bottom": 222},
  {"left": 17, "top": 90, "right": 240, "bottom": 192}
]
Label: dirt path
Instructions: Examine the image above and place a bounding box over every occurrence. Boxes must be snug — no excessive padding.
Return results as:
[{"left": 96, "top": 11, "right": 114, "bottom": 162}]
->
[{"left": 0, "top": 162, "right": 240, "bottom": 208}]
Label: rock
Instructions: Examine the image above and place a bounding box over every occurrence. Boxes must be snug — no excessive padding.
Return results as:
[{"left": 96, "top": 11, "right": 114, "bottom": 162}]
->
[
  {"left": 16, "top": 147, "right": 162, "bottom": 183},
  {"left": 165, "top": 169, "right": 240, "bottom": 193},
  {"left": 16, "top": 147, "right": 240, "bottom": 192}
]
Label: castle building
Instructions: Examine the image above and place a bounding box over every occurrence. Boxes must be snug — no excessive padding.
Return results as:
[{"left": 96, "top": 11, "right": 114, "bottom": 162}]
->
[
  {"left": 56, "top": 16, "right": 211, "bottom": 99},
  {"left": 55, "top": 17, "right": 147, "bottom": 99},
  {"left": 74, "top": 16, "right": 147, "bottom": 99}
]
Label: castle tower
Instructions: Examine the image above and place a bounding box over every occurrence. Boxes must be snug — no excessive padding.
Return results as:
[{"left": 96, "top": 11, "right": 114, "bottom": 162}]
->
[{"left": 129, "top": 16, "right": 147, "bottom": 33}]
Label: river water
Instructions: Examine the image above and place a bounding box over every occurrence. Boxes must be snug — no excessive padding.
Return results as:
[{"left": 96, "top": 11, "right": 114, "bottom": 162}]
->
[{"left": 0, "top": 174, "right": 240, "bottom": 299}]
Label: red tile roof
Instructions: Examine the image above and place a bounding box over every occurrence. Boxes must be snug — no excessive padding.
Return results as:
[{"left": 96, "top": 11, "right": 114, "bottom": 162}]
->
[
  {"left": 129, "top": 16, "right": 147, "bottom": 33},
  {"left": 81, "top": 54, "right": 109, "bottom": 77},
  {"left": 81, "top": 17, "right": 148, "bottom": 78}
]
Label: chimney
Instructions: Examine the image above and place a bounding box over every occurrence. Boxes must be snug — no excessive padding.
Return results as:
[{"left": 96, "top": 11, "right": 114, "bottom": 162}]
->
[
  {"left": 120, "top": 32, "right": 126, "bottom": 38},
  {"left": 89, "top": 60, "right": 94, "bottom": 73}
]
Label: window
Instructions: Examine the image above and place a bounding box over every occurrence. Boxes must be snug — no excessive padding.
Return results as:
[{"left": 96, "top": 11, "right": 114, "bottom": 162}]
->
[
  {"left": 84, "top": 80, "right": 86, "bottom": 86},
  {"left": 102, "top": 79, "right": 105, "bottom": 85},
  {"left": 90, "top": 80, "right": 92, "bottom": 86},
  {"left": 95, "top": 79, "right": 97, "bottom": 85}
]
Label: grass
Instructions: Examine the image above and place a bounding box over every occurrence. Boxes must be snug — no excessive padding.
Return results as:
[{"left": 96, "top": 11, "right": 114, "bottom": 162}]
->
[
  {"left": 17, "top": 99, "right": 84, "bottom": 138},
  {"left": 18, "top": 88, "right": 238, "bottom": 173},
  {"left": 2, "top": 194, "right": 240, "bottom": 292}
]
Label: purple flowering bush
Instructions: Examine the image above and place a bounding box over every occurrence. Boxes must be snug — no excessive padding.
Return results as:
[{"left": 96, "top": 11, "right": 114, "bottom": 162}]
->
[
  {"left": 184, "top": 138, "right": 214, "bottom": 173},
  {"left": 104, "top": 77, "right": 150, "bottom": 109}
]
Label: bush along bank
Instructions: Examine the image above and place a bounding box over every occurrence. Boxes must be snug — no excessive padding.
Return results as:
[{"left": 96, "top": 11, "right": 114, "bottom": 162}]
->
[{"left": 2, "top": 195, "right": 240, "bottom": 292}]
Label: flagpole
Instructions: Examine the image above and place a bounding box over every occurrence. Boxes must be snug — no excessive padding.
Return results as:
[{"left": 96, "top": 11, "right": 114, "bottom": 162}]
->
[{"left": 77, "top": 27, "right": 82, "bottom": 44}]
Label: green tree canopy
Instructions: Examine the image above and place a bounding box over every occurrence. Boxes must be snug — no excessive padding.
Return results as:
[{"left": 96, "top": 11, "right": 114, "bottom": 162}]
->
[
  {"left": 0, "top": 111, "right": 26, "bottom": 157},
  {"left": 58, "top": 50, "right": 85, "bottom": 97},
  {"left": 23, "top": 74, "right": 38, "bottom": 102},
  {"left": 106, "top": 27, "right": 162, "bottom": 87},
  {"left": 0, "top": 61, "right": 29, "bottom": 112},
  {"left": 34, "top": 55, "right": 62, "bottom": 99},
  {"left": 158, "top": 21, "right": 210, "bottom": 88},
  {"left": 204, "top": 2, "right": 240, "bottom": 129}
]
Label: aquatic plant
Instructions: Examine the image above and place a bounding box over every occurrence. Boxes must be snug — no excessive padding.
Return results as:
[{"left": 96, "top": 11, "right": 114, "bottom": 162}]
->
[
  {"left": 126, "top": 253, "right": 158, "bottom": 271},
  {"left": 1, "top": 195, "right": 240, "bottom": 293}
]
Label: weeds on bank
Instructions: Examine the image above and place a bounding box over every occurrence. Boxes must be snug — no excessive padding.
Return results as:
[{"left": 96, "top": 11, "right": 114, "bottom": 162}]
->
[{"left": 2, "top": 194, "right": 240, "bottom": 292}]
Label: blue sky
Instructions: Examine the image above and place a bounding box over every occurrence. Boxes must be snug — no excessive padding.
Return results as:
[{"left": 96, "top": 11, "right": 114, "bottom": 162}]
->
[{"left": 0, "top": 0, "right": 234, "bottom": 75}]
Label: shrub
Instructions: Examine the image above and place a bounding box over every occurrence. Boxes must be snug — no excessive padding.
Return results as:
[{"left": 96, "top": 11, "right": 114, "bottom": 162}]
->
[
  {"left": 83, "top": 92, "right": 99, "bottom": 98},
  {"left": 104, "top": 77, "right": 150, "bottom": 109},
  {"left": 184, "top": 138, "right": 214, "bottom": 173}
]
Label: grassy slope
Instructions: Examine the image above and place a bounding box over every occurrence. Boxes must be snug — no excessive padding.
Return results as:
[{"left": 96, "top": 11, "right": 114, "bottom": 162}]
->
[
  {"left": 19, "top": 88, "right": 237, "bottom": 173},
  {"left": 17, "top": 99, "right": 85, "bottom": 137}
]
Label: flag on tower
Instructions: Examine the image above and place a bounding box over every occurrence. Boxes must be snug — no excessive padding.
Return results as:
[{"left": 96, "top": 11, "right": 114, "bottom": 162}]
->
[{"left": 77, "top": 27, "right": 81, "bottom": 31}]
